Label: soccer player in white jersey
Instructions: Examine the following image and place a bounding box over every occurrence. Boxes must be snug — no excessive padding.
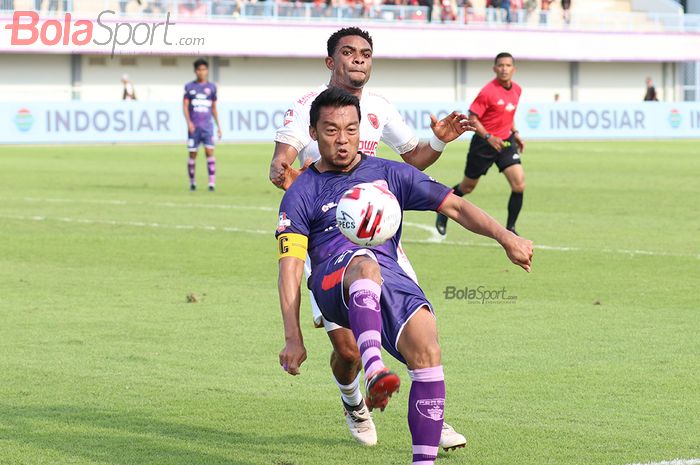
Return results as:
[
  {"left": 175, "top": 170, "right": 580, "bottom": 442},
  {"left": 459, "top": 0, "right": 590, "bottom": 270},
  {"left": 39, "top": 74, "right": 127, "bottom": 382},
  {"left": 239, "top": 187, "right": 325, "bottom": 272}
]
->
[{"left": 269, "top": 27, "right": 471, "bottom": 450}]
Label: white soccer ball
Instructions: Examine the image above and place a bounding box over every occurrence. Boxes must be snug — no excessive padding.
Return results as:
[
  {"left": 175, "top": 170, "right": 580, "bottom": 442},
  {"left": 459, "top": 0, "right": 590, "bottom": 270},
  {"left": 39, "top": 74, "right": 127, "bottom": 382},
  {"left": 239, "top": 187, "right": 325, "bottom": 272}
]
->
[{"left": 336, "top": 181, "right": 402, "bottom": 247}]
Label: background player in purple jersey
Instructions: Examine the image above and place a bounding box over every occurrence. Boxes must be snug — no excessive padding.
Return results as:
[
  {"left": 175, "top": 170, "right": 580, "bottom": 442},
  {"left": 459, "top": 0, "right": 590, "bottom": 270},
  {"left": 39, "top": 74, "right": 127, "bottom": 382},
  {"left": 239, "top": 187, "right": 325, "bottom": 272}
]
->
[
  {"left": 276, "top": 88, "right": 533, "bottom": 464},
  {"left": 183, "top": 58, "right": 222, "bottom": 192}
]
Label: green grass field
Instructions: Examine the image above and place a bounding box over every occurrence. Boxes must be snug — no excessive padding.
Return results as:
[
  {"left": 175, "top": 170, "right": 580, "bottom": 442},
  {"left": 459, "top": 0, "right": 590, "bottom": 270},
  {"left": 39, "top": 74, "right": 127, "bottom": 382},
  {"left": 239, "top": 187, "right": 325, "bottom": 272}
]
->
[{"left": 0, "top": 141, "right": 698, "bottom": 465}]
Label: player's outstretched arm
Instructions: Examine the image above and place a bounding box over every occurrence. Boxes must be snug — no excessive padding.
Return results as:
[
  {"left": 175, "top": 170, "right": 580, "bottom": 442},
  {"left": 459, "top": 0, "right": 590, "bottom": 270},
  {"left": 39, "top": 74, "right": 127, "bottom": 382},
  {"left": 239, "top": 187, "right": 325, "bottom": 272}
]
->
[
  {"left": 438, "top": 193, "right": 534, "bottom": 272},
  {"left": 400, "top": 111, "right": 472, "bottom": 171},
  {"left": 278, "top": 256, "right": 307, "bottom": 375},
  {"left": 269, "top": 142, "right": 312, "bottom": 190}
]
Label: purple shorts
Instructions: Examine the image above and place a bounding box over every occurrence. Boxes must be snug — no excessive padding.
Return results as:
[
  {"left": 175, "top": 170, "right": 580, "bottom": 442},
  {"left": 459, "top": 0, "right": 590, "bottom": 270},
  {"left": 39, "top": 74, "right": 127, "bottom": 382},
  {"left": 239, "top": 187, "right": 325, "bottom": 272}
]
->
[
  {"left": 309, "top": 248, "right": 433, "bottom": 364},
  {"left": 187, "top": 126, "right": 214, "bottom": 151}
]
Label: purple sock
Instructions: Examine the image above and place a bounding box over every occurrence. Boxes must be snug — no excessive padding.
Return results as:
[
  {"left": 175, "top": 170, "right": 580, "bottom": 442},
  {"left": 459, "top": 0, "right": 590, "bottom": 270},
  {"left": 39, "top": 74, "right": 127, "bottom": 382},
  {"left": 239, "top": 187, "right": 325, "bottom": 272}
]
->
[
  {"left": 408, "top": 366, "right": 445, "bottom": 465},
  {"left": 188, "top": 158, "right": 196, "bottom": 186},
  {"left": 348, "top": 278, "right": 384, "bottom": 377},
  {"left": 206, "top": 156, "right": 216, "bottom": 186}
]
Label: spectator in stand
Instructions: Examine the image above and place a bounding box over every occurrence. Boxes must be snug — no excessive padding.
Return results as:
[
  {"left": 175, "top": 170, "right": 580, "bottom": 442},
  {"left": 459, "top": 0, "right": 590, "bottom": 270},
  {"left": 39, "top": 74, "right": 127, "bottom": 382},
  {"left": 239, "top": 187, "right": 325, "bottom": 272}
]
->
[
  {"left": 539, "top": 0, "right": 552, "bottom": 24},
  {"left": 459, "top": 0, "right": 475, "bottom": 23},
  {"left": 644, "top": 77, "right": 659, "bottom": 101},
  {"left": 418, "top": 0, "right": 434, "bottom": 22},
  {"left": 122, "top": 74, "right": 137, "bottom": 100},
  {"left": 441, "top": 0, "right": 457, "bottom": 22},
  {"left": 486, "top": 0, "right": 501, "bottom": 22},
  {"left": 509, "top": 0, "right": 522, "bottom": 23},
  {"left": 501, "top": 0, "right": 511, "bottom": 22},
  {"left": 561, "top": 0, "right": 570, "bottom": 24}
]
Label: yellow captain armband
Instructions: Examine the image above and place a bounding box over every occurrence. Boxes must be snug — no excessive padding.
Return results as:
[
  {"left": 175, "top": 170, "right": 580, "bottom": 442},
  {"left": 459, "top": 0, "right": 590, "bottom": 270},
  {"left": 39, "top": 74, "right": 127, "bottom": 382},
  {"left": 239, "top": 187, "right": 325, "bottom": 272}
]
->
[{"left": 277, "top": 233, "right": 308, "bottom": 260}]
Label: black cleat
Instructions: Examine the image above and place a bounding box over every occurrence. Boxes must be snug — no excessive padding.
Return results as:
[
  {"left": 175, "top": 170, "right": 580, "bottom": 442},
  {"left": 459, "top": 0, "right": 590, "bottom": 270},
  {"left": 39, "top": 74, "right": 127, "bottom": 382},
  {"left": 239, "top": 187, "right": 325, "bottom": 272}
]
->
[
  {"left": 208, "top": 185, "right": 215, "bottom": 192},
  {"left": 506, "top": 226, "right": 518, "bottom": 236},
  {"left": 435, "top": 212, "right": 448, "bottom": 236},
  {"left": 190, "top": 184, "right": 196, "bottom": 192}
]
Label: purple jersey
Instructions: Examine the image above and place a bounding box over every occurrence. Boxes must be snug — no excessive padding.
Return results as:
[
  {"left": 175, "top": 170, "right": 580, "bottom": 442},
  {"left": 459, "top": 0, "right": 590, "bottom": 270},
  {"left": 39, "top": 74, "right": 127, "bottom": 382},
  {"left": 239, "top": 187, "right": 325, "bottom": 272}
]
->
[
  {"left": 184, "top": 80, "right": 217, "bottom": 129},
  {"left": 275, "top": 155, "right": 452, "bottom": 270}
]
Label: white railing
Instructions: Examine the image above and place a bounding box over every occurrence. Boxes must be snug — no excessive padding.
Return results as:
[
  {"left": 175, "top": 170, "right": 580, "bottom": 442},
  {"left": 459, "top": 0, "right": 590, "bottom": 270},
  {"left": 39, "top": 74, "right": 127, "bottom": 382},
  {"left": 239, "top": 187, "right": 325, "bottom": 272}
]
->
[{"left": 4, "top": 0, "right": 700, "bottom": 32}]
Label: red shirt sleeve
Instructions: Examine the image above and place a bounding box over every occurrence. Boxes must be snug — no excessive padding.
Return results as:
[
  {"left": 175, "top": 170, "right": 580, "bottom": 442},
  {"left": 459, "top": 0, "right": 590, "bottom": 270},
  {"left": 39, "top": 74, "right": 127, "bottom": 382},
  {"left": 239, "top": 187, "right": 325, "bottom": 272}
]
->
[{"left": 469, "top": 88, "right": 489, "bottom": 118}]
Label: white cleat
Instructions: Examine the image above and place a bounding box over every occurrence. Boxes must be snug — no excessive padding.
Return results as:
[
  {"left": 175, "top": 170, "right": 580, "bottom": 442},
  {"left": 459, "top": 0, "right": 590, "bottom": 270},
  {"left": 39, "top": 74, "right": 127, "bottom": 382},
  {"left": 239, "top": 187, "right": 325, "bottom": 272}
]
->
[
  {"left": 343, "top": 400, "right": 378, "bottom": 446},
  {"left": 440, "top": 422, "right": 467, "bottom": 451}
]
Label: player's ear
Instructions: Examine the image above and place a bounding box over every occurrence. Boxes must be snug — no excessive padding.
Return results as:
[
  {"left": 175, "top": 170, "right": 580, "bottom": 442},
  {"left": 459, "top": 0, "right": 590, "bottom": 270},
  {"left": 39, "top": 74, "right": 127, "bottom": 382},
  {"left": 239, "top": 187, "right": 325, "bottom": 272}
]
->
[
  {"left": 325, "top": 56, "right": 335, "bottom": 72},
  {"left": 309, "top": 125, "right": 318, "bottom": 141}
]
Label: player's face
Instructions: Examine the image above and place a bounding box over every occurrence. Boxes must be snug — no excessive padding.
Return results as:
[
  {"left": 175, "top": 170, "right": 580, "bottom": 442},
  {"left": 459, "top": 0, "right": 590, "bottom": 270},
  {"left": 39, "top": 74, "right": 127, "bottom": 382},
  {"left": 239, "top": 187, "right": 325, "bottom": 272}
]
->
[
  {"left": 326, "top": 35, "right": 373, "bottom": 90},
  {"left": 310, "top": 105, "right": 360, "bottom": 171},
  {"left": 493, "top": 57, "right": 515, "bottom": 83},
  {"left": 195, "top": 65, "right": 208, "bottom": 82}
]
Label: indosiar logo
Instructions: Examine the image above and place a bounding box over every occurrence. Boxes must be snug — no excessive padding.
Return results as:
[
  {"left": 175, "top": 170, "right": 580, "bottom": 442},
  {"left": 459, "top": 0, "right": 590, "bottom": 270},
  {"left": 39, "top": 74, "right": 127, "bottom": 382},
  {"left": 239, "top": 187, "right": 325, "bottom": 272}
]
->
[
  {"left": 14, "top": 108, "right": 34, "bottom": 132},
  {"left": 526, "top": 108, "right": 541, "bottom": 129},
  {"left": 668, "top": 109, "right": 682, "bottom": 129}
]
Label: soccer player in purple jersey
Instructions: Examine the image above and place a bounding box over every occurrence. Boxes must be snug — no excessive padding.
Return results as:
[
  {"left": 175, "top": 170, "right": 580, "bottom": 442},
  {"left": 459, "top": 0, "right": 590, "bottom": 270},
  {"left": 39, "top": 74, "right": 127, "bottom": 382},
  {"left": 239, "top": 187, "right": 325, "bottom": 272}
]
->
[
  {"left": 183, "top": 58, "right": 222, "bottom": 192},
  {"left": 276, "top": 88, "right": 533, "bottom": 464}
]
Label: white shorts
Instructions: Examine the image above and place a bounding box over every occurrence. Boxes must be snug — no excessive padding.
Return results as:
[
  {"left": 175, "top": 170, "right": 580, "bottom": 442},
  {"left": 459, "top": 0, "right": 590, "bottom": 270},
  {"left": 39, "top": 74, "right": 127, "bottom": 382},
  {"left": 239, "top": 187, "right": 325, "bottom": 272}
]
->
[{"left": 308, "top": 240, "right": 418, "bottom": 333}]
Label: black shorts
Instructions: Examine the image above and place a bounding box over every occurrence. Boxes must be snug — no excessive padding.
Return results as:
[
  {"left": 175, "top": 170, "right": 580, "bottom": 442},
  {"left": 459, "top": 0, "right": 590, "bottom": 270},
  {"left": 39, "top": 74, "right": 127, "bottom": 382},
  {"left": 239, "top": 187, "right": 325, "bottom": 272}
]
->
[{"left": 464, "top": 133, "right": 521, "bottom": 179}]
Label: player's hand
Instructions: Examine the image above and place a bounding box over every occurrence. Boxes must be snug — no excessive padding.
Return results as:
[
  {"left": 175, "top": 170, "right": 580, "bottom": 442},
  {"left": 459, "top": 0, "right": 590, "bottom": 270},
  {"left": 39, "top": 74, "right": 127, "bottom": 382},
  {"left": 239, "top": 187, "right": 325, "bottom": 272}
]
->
[
  {"left": 487, "top": 136, "right": 505, "bottom": 152},
  {"left": 279, "top": 338, "right": 307, "bottom": 376},
  {"left": 187, "top": 122, "right": 195, "bottom": 134},
  {"left": 501, "top": 233, "right": 533, "bottom": 272},
  {"left": 217, "top": 127, "right": 222, "bottom": 140},
  {"left": 430, "top": 111, "right": 473, "bottom": 144},
  {"left": 279, "top": 159, "right": 312, "bottom": 191},
  {"left": 514, "top": 132, "right": 525, "bottom": 153}
]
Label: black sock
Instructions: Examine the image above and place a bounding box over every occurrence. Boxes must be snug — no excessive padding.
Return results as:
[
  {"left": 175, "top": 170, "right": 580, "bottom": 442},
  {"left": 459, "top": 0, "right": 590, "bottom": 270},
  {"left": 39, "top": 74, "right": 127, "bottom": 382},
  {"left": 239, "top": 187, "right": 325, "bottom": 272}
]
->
[
  {"left": 452, "top": 184, "right": 465, "bottom": 197},
  {"left": 507, "top": 192, "right": 523, "bottom": 229}
]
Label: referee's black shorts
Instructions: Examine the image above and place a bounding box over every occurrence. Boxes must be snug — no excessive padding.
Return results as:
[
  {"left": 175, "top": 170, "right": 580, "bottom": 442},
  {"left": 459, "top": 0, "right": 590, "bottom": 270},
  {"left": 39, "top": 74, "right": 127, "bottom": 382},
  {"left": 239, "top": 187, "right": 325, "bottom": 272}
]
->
[{"left": 464, "top": 132, "right": 521, "bottom": 179}]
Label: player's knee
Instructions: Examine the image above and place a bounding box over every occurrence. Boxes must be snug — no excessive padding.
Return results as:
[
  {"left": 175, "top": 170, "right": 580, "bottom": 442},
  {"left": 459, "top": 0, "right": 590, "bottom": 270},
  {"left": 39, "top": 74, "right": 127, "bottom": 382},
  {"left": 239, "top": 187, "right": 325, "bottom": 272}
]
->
[
  {"left": 347, "top": 256, "right": 381, "bottom": 283},
  {"left": 333, "top": 345, "right": 361, "bottom": 365},
  {"left": 411, "top": 342, "right": 442, "bottom": 369},
  {"left": 459, "top": 179, "right": 476, "bottom": 194},
  {"left": 512, "top": 180, "right": 525, "bottom": 193}
]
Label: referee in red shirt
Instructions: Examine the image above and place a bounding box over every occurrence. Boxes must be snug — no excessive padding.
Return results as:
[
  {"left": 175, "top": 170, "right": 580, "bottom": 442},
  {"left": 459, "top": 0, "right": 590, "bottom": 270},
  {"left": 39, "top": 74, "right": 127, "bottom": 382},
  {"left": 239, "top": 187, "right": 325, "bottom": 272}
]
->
[{"left": 436, "top": 52, "right": 526, "bottom": 236}]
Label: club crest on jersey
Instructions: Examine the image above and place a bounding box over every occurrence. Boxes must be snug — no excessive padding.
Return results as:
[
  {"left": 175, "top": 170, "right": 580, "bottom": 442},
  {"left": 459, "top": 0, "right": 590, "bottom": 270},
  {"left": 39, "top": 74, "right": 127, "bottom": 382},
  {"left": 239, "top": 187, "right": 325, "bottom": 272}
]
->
[
  {"left": 277, "top": 212, "right": 291, "bottom": 232},
  {"left": 204, "top": 87, "right": 211, "bottom": 95},
  {"left": 284, "top": 109, "right": 294, "bottom": 126},
  {"left": 368, "top": 113, "right": 379, "bottom": 129}
]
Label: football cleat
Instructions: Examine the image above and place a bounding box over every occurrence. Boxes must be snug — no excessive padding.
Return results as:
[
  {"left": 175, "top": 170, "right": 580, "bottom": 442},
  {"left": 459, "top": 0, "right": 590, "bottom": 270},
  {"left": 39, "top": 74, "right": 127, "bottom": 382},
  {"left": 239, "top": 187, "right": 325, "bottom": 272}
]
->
[
  {"left": 365, "top": 368, "right": 400, "bottom": 412},
  {"left": 506, "top": 226, "right": 519, "bottom": 236},
  {"left": 435, "top": 212, "right": 448, "bottom": 236},
  {"left": 342, "top": 399, "right": 377, "bottom": 446},
  {"left": 208, "top": 185, "right": 215, "bottom": 192},
  {"left": 440, "top": 422, "right": 467, "bottom": 451}
]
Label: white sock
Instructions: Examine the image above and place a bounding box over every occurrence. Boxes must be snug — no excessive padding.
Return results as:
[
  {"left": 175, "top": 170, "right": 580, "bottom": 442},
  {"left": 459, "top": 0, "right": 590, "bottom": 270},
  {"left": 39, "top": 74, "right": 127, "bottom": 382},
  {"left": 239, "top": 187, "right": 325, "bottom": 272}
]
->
[{"left": 335, "top": 372, "right": 363, "bottom": 407}]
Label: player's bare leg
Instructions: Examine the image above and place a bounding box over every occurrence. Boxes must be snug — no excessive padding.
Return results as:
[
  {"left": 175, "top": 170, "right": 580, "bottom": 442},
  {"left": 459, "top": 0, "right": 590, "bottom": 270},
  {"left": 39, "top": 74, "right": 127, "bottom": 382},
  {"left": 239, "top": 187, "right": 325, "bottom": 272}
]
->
[
  {"left": 502, "top": 164, "right": 525, "bottom": 235},
  {"left": 327, "top": 327, "right": 377, "bottom": 446},
  {"left": 343, "top": 255, "right": 400, "bottom": 412},
  {"left": 204, "top": 147, "right": 216, "bottom": 191},
  {"left": 436, "top": 176, "right": 479, "bottom": 235},
  {"left": 397, "top": 307, "right": 464, "bottom": 461},
  {"left": 188, "top": 151, "right": 198, "bottom": 191}
]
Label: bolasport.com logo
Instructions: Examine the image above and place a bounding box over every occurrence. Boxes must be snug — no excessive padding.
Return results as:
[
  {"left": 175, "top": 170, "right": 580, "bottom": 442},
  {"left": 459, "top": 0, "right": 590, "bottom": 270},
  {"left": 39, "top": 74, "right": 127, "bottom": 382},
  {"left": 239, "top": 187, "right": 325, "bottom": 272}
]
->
[{"left": 3, "top": 11, "right": 205, "bottom": 56}]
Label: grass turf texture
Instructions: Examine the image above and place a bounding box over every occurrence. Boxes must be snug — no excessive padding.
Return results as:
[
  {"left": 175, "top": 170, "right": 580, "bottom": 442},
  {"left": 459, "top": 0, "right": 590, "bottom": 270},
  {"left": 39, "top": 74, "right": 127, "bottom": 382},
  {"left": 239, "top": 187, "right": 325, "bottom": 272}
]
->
[{"left": 0, "top": 141, "right": 698, "bottom": 465}]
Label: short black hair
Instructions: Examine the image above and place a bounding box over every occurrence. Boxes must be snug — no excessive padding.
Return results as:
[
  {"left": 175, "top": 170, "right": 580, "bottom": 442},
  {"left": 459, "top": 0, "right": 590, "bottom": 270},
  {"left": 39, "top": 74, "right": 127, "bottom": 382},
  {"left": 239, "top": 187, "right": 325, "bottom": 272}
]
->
[
  {"left": 327, "top": 27, "right": 373, "bottom": 57},
  {"left": 193, "top": 58, "right": 209, "bottom": 70},
  {"left": 495, "top": 52, "right": 514, "bottom": 64},
  {"left": 309, "top": 87, "right": 361, "bottom": 129}
]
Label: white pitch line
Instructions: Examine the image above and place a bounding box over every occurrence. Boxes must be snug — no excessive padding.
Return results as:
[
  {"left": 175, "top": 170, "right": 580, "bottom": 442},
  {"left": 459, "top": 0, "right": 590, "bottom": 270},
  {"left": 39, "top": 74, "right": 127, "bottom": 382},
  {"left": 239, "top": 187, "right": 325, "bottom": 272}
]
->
[
  {"left": 0, "top": 214, "right": 269, "bottom": 236},
  {"left": 19, "top": 196, "right": 276, "bottom": 212},
  {"left": 5, "top": 196, "right": 699, "bottom": 259},
  {"left": 624, "top": 459, "right": 700, "bottom": 465}
]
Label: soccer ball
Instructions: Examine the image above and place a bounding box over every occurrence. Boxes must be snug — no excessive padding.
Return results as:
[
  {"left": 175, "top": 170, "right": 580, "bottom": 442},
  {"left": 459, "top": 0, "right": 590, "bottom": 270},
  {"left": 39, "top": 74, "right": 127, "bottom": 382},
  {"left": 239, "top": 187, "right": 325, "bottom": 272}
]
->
[{"left": 336, "top": 181, "right": 402, "bottom": 246}]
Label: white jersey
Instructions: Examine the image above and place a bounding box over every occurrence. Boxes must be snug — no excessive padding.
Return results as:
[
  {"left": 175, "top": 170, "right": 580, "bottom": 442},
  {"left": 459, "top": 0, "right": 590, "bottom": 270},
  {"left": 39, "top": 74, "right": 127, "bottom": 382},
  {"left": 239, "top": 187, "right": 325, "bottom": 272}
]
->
[{"left": 275, "top": 84, "right": 419, "bottom": 165}]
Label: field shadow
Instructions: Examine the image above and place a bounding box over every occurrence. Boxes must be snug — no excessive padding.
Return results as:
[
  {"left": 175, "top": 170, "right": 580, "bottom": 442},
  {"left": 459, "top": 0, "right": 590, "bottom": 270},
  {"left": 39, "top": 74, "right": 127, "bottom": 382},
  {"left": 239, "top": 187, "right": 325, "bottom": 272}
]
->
[{"left": 0, "top": 403, "right": 341, "bottom": 464}]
